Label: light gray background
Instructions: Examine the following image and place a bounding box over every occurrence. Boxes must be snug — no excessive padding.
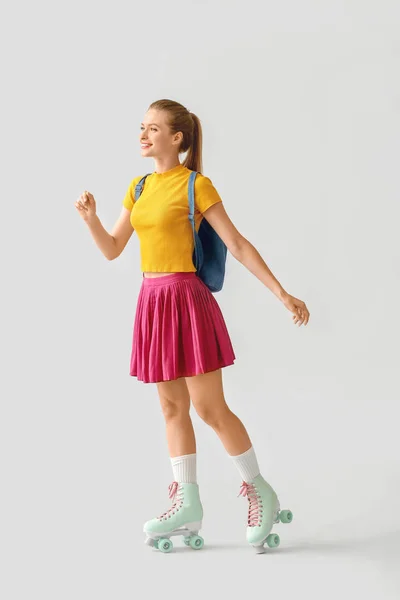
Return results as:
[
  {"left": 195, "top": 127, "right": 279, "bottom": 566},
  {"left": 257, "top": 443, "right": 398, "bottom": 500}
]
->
[{"left": 1, "top": 0, "right": 399, "bottom": 598}]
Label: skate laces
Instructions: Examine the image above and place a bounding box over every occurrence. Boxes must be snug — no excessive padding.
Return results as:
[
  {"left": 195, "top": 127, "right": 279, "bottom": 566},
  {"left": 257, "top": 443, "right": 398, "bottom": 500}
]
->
[
  {"left": 238, "top": 481, "right": 262, "bottom": 526},
  {"left": 157, "top": 481, "right": 184, "bottom": 521}
]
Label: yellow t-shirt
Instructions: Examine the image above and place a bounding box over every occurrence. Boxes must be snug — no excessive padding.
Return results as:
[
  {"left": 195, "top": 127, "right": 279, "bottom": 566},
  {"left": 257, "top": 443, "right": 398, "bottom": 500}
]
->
[{"left": 122, "top": 163, "right": 223, "bottom": 272}]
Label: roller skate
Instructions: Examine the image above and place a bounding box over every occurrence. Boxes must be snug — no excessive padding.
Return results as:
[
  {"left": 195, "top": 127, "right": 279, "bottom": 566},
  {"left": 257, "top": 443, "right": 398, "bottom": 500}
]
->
[
  {"left": 143, "top": 481, "right": 204, "bottom": 553},
  {"left": 238, "top": 474, "right": 293, "bottom": 554}
]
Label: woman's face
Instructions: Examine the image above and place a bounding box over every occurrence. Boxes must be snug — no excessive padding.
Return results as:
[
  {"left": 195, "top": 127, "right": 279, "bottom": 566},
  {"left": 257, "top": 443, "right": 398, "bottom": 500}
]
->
[{"left": 139, "top": 109, "right": 182, "bottom": 158}]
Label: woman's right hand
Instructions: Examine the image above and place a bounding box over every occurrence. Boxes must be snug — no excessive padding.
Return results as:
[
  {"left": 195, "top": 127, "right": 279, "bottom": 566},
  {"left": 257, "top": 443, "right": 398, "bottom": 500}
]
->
[{"left": 75, "top": 190, "right": 97, "bottom": 222}]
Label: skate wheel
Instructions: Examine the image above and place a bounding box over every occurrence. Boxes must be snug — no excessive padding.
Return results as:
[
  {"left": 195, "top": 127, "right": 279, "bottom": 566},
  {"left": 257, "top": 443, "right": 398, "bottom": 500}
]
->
[
  {"left": 189, "top": 535, "right": 204, "bottom": 550},
  {"left": 158, "top": 538, "right": 173, "bottom": 553},
  {"left": 183, "top": 536, "right": 191, "bottom": 546},
  {"left": 279, "top": 510, "right": 293, "bottom": 524},
  {"left": 144, "top": 537, "right": 155, "bottom": 547},
  {"left": 266, "top": 533, "right": 280, "bottom": 548},
  {"left": 153, "top": 539, "right": 160, "bottom": 550}
]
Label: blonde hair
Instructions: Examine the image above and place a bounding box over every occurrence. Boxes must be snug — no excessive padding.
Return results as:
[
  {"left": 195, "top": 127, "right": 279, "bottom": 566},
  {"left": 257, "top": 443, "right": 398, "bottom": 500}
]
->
[{"left": 148, "top": 99, "right": 203, "bottom": 174}]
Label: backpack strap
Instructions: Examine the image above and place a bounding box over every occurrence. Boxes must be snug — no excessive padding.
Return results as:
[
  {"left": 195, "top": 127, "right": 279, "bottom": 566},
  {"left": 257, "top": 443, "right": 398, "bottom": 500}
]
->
[
  {"left": 134, "top": 173, "right": 152, "bottom": 201},
  {"left": 188, "top": 171, "right": 204, "bottom": 270},
  {"left": 187, "top": 170, "right": 198, "bottom": 224}
]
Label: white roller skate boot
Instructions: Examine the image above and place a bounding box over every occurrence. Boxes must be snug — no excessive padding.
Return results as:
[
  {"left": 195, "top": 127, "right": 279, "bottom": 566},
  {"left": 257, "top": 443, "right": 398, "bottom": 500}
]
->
[
  {"left": 238, "top": 474, "right": 293, "bottom": 554},
  {"left": 143, "top": 481, "right": 204, "bottom": 553}
]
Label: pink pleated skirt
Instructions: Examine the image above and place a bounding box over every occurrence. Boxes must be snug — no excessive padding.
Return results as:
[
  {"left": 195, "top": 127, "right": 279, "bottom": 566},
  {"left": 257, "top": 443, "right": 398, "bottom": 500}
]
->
[{"left": 129, "top": 272, "right": 236, "bottom": 383}]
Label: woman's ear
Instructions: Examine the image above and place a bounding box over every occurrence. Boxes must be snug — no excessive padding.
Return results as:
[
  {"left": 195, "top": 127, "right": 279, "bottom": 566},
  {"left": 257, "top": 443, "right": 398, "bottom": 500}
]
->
[{"left": 173, "top": 131, "right": 183, "bottom": 146}]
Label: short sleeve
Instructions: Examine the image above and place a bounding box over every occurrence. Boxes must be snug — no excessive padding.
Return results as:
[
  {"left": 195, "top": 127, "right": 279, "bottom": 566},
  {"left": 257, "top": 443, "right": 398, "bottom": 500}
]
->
[
  {"left": 122, "top": 176, "right": 141, "bottom": 211},
  {"left": 194, "top": 174, "right": 223, "bottom": 214}
]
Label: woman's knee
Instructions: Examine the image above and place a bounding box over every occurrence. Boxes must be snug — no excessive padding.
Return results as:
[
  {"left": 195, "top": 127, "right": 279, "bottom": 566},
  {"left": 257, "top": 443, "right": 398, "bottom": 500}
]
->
[
  {"left": 156, "top": 379, "right": 191, "bottom": 421},
  {"left": 185, "top": 370, "right": 230, "bottom": 427},
  {"left": 160, "top": 398, "right": 191, "bottom": 421},
  {"left": 194, "top": 400, "right": 230, "bottom": 428}
]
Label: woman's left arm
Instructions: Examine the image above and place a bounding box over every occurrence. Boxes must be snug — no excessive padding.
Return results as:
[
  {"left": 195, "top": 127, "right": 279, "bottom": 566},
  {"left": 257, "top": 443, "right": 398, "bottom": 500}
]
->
[{"left": 202, "top": 202, "right": 310, "bottom": 326}]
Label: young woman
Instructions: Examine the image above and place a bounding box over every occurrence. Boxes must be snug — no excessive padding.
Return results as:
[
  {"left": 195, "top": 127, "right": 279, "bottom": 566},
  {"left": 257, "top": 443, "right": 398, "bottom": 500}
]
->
[{"left": 75, "top": 99, "right": 310, "bottom": 553}]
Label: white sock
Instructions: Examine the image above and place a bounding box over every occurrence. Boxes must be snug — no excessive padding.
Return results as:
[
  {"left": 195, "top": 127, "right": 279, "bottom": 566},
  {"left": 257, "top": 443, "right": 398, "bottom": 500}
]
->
[
  {"left": 230, "top": 446, "right": 260, "bottom": 483},
  {"left": 170, "top": 453, "right": 197, "bottom": 483}
]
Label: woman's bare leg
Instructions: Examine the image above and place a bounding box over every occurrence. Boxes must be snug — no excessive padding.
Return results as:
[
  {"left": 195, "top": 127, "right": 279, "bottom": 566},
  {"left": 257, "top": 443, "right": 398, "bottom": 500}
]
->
[
  {"left": 156, "top": 377, "right": 196, "bottom": 457},
  {"left": 185, "top": 369, "right": 251, "bottom": 455}
]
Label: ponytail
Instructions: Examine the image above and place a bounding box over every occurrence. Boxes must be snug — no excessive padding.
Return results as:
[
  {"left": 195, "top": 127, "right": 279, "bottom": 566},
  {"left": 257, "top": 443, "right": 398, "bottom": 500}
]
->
[{"left": 182, "top": 112, "right": 203, "bottom": 174}]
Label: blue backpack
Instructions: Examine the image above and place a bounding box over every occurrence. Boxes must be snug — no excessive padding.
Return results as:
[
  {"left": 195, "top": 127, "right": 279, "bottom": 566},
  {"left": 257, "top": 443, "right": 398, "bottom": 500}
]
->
[{"left": 134, "top": 170, "right": 227, "bottom": 293}]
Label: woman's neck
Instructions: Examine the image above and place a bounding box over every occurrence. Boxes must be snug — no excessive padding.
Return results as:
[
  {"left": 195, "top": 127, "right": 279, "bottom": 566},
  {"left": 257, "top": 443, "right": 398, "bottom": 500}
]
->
[{"left": 153, "top": 158, "right": 181, "bottom": 174}]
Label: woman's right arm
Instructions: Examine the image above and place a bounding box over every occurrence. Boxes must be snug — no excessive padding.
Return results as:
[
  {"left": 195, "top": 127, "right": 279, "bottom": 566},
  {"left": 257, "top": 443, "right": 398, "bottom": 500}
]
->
[
  {"left": 75, "top": 190, "right": 134, "bottom": 260},
  {"left": 86, "top": 207, "right": 134, "bottom": 260}
]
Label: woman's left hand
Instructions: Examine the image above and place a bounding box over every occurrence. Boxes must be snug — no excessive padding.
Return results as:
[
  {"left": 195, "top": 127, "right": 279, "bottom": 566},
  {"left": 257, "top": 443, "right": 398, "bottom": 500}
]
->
[{"left": 281, "top": 292, "right": 310, "bottom": 326}]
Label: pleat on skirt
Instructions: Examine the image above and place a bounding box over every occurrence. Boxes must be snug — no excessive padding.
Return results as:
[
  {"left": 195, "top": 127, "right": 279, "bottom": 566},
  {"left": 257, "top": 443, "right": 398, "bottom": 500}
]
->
[{"left": 129, "top": 272, "right": 236, "bottom": 383}]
